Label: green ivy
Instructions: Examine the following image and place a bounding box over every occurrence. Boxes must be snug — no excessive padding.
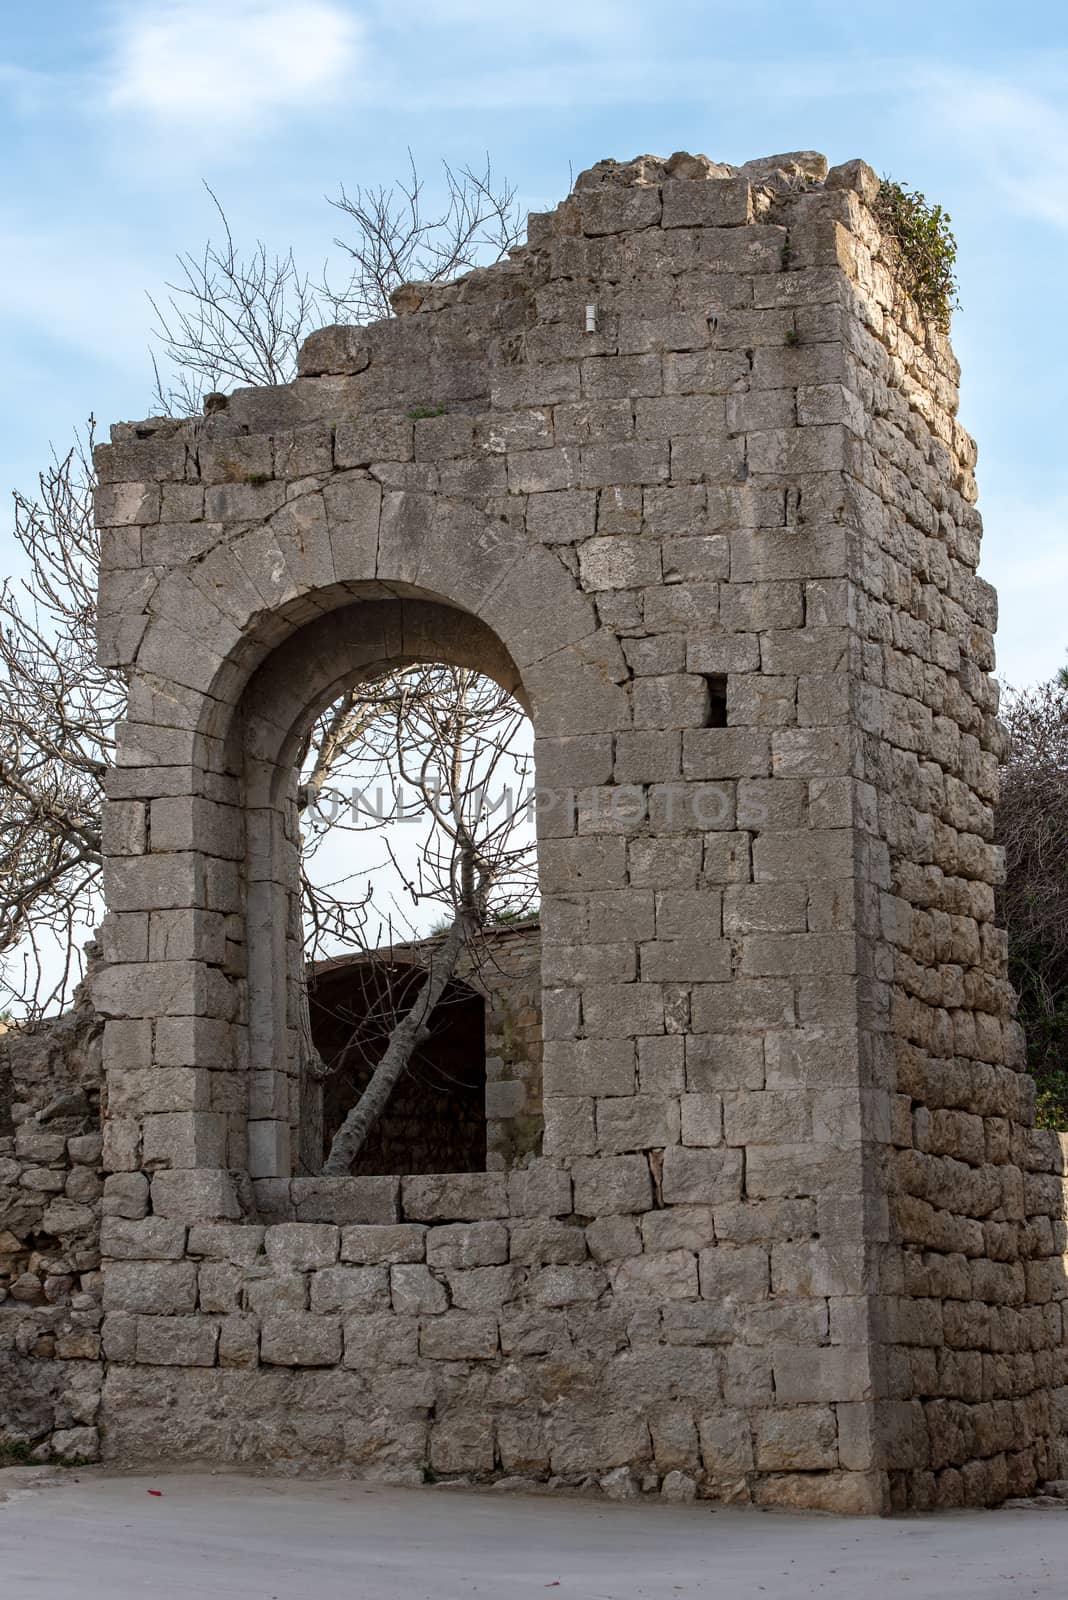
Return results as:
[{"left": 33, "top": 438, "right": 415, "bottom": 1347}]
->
[{"left": 873, "top": 179, "right": 960, "bottom": 331}]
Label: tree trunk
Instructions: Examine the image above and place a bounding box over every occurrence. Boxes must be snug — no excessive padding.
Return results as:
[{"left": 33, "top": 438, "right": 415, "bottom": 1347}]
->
[
  {"left": 320, "top": 906, "right": 477, "bottom": 1176},
  {"left": 297, "top": 974, "right": 326, "bottom": 1175}
]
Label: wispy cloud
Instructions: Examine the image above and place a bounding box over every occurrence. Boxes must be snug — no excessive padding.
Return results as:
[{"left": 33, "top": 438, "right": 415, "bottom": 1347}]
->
[
  {"left": 0, "top": 60, "right": 55, "bottom": 115},
  {"left": 917, "top": 65, "right": 1068, "bottom": 231},
  {"left": 104, "top": 0, "right": 362, "bottom": 127}
]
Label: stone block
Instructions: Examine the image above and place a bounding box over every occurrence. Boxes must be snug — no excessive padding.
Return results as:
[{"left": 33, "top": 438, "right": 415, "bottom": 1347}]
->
[
  {"left": 198, "top": 1261, "right": 243, "bottom": 1313},
  {"left": 104, "top": 1261, "right": 197, "bottom": 1314},
  {"left": 697, "top": 1243, "right": 770, "bottom": 1300},
  {"left": 723, "top": 1092, "right": 811, "bottom": 1145},
  {"left": 682, "top": 728, "right": 771, "bottom": 779},
  {"left": 430, "top": 1414, "right": 496, "bottom": 1474},
  {"left": 771, "top": 1345, "right": 873, "bottom": 1404},
  {"left": 390, "top": 1264, "right": 449, "bottom": 1316},
  {"left": 445, "top": 1265, "right": 518, "bottom": 1313},
  {"left": 342, "top": 1312, "right": 419, "bottom": 1367},
  {"left": 218, "top": 1313, "right": 260, "bottom": 1367},
  {"left": 426, "top": 1222, "right": 509, "bottom": 1269},
  {"left": 543, "top": 1039, "right": 635, "bottom": 1097},
  {"left": 508, "top": 1220, "right": 587, "bottom": 1265},
  {"left": 310, "top": 1266, "right": 389, "bottom": 1314},
  {"left": 680, "top": 1094, "right": 723, "bottom": 1146},
  {"left": 187, "top": 1224, "right": 266, "bottom": 1264},
  {"left": 595, "top": 1094, "right": 680, "bottom": 1153},
  {"left": 339, "top": 1224, "right": 426, "bottom": 1265},
  {"left": 543, "top": 1095, "right": 597, "bottom": 1156},
  {"left": 100, "top": 1218, "right": 187, "bottom": 1261},
  {"left": 264, "top": 1224, "right": 339, "bottom": 1270},
  {"left": 580, "top": 984, "right": 665, "bottom": 1039},
  {"left": 584, "top": 1214, "right": 642, "bottom": 1263},
  {"left": 292, "top": 1177, "right": 399, "bottom": 1224},
  {"left": 418, "top": 1312, "right": 499, "bottom": 1361},
  {"left": 507, "top": 1161, "right": 573, "bottom": 1219},
  {"left": 755, "top": 1406, "right": 838, "bottom": 1470},
  {"left": 571, "top": 1155, "right": 654, "bottom": 1216},
  {"left": 641, "top": 940, "right": 731, "bottom": 983},
  {"left": 135, "top": 1315, "right": 219, "bottom": 1367},
  {"left": 102, "top": 1172, "right": 150, "bottom": 1220},
  {"left": 661, "top": 1146, "right": 743, "bottom": 1205},
  {"left": 245, "top": 1270, "right": 310, "bottom": 1316},
  {"left": 698, "top": 1409, "right": 754, "bottom": 1478},
  {"left": 579, "top": 536, "right": 660, "bottom": 591},
  {"left": 661, "top": 177, "right": 752, "bottom": 228},
  {"left": 529, "top": 1263, "right": 606, "bottom": 1307},
  {"left": 260, "top": 1312, "right": 342, "bottom": 1367},
  {"left": 610, "top": 1249, "right": 698, "bottom": 1300},
  {"left": 578, "top": 183, "right": 662, "bottom": 235},
  {"left": 142, "top": 1111, "right": 227, "bottom": 1170},
  {"left": 401, "top": 1173, "right": 508, "bottom": 1223}
]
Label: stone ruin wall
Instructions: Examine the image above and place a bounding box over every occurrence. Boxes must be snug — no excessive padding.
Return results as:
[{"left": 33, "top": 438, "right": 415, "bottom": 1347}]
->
[
  {"left": 2, "top": 147, "right": 1065, "bottom": 1510},
  {"left": 0, "top": 928, "right": 541, "bottom": 1462},
  {"left": 0, "top": 980, "right": 105, "bottom": 1460}
]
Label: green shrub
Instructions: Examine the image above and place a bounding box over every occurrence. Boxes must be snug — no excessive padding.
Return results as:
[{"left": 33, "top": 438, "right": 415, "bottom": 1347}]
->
[{"left": 873, "top": 179, "right": 960, "bottom": 331}]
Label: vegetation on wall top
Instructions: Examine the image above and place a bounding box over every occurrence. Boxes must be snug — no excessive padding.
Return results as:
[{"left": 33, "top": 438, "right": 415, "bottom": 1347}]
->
[{"left": 874, "top": 178, "right": 960, "bottom": 331}]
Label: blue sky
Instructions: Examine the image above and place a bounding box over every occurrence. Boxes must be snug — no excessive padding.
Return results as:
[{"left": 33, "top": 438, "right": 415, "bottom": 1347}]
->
[{"left": 1, "top": 0, "right": 1065, "bottom": 685}]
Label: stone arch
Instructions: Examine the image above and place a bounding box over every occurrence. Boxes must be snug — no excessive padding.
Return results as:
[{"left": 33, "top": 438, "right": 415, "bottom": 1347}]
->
[
  {"left": 101, "top": 475, "right": 621, "bottom": 1198},
  {"left": 231, "top": 591, "right": 532, "bottom": 1182},
  {"left": 103, "top": 487, "right": 617, "bottom": 1189}
]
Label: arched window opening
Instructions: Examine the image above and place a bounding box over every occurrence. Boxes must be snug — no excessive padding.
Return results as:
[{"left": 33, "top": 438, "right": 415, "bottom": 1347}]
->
[{"left": 288, "top": 650, "right": 538, "bottom": 1179}]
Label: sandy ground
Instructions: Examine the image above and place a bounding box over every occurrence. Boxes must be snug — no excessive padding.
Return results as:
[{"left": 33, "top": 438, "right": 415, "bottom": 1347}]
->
[{"left": 1, "top": 1468, "right": 1067, "bottom": 1598}]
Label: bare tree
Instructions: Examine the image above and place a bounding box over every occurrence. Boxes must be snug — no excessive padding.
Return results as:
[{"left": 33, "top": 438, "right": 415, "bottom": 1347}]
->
[
  {"left": 151, "top": 156, "right": 521, "bottom": 415},
  {"left": 0, "top": 425, "right": 114, "bottom": 1015},
  {"left": 324, "top": 153, "right": 523, "bottom": 327},
  {"left": 998, "top": 669, "right": 1068, "bottom": 1128},
  {"left": 306, "top": 665, "right": 534, "bottom": 1173},
  {"left": 2, "top": 154, "right": 523, "bottom": 1020}
]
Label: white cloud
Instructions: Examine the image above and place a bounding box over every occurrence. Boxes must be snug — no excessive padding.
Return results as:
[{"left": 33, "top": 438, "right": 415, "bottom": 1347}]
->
[{"left": 105, "top": 0, "right": 362, "bottom": 127}]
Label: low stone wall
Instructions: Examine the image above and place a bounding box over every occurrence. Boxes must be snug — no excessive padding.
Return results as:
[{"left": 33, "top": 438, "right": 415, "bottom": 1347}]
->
[
  {"left": 94, "top": 1150, "right": 1068, "bottom": 1504},
  {"left": 0, "top": 986, "right": 105, "bottom": 1460},
  {"left": 98, "top": 1162, "right": 873, "bottom": 1503}
]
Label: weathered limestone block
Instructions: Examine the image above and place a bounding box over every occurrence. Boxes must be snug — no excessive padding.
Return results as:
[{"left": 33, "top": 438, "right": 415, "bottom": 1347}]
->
[
  {"left": 135, "top": 1315, "right": 218, "bottom": 1367},
  {"left": 103, "top": 1262, "right": 197, "bottom": 1314},
  {"left": 418, "top": 1313, "right": 499, "bottom": 1361},
  {"left": 309, "top": 1266, "right": 389, "bottom": 1314},
  {"left": 339, "top": 1224, "right": 426, "bottom": 1264},
  {"left": 260, "top": 1312, "right": 342, "bottom": 1367},
  {"left": 401, "top": 1174, "right": 508, "bottom": 1222},
  {"left": 426, "top": 1223, "right": 508, "bottom": 1269},
  {"left": 389, "top": 1265, "right": 448, "bottom": 1316},
  {"left": 264, "top": 1224, "right": 339, "bottom": 1270}
]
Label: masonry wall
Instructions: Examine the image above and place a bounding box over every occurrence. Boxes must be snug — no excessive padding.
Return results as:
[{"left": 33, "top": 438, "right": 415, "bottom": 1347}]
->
[
  {"left": 0, "top": 983, "right": 104, "bottom": 1459},
  {"left": 84, "top": 148, "right": 1068, "bottom": 1508},
  {"left": 820, "top": 189, "right": 1068, "bottom": 1507}
]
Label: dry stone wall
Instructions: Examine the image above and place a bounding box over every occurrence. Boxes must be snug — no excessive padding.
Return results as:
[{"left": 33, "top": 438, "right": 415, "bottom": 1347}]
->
[
  {"left": 0, "top": 980, "right": 104, "bottom": 1460},
  {"left": 73, "top": 148, "right": 1068, "bottom": 1508}
]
